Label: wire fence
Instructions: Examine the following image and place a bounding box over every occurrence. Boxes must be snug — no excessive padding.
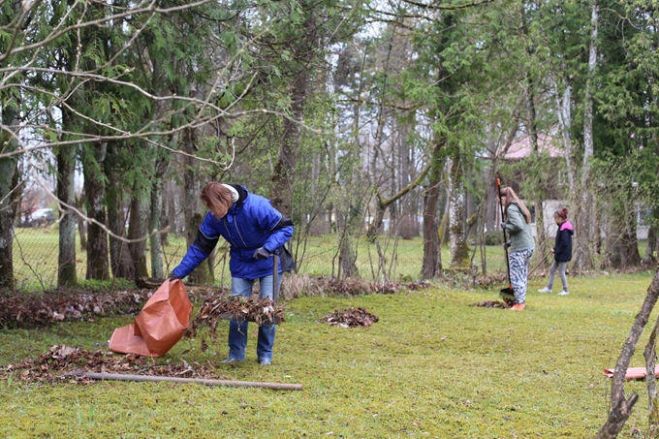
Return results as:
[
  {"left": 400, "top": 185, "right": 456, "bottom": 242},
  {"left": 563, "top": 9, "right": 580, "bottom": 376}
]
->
[
  {"left": 12, "top": 224, "right": 194, "bottom": 292},
  {"left": 12, "top": 221, "right": 581, "bottom": 293}
]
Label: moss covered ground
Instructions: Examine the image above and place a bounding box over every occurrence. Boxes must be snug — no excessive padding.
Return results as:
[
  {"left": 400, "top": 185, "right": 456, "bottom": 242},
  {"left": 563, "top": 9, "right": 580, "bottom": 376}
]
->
[{"left": 1, "top": 271, "right": 656, "bottom": 438}]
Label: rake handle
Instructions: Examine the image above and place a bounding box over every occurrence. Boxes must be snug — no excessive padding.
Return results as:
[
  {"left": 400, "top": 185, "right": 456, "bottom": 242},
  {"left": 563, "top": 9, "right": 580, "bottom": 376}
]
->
[{"left": 496, "top": 176, "right": 512, "bottom": 287}]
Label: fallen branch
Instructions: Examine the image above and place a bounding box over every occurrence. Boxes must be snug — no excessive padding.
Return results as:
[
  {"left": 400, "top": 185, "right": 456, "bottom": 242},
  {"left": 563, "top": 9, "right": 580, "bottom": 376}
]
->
[
  {"left": 1, "top": 345, "right": 217, "bottom": 383},
  {"left": 67, "top": 371, "right": 303, "bottom": 391}
]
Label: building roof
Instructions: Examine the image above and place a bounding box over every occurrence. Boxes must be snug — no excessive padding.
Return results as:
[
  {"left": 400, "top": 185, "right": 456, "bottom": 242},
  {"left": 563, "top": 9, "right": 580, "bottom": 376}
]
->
[{"left": 503, "top": 133, "right": 563, "bottom": 160}]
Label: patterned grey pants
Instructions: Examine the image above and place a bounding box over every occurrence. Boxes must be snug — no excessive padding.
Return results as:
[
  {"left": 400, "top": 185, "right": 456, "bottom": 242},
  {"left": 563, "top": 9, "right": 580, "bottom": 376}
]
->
[{"left": 509, "top": 248, "right": 534, "bottom": 304}]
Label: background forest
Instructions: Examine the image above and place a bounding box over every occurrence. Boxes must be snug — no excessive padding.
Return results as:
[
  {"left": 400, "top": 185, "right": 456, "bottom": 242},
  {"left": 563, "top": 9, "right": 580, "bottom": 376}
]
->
[{"left": 0, "top": 0, "right": 657, "bottom": 291}]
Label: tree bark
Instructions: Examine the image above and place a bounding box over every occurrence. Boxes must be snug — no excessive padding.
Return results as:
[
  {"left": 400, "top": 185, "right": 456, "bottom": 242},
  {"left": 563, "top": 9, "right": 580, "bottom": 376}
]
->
[
  {"left": 520, "top": 2, "right": 547, "bottom": 267},
  {"left": 183, "top": 127, "right": 214, "bottom": 284},
  {"left": 448, "top": 156, "right": 469, "bottom": 269},
  {"left": 606, "top": 204, "right": 641, "bottom": 269},
  {"left": 82, "top": 144, "right": 110, "bottom": 280},
  {"left": 421, "top": 141, "right": 444, "bottom": 279},
  {"left": 552, "top": 79, "right": 576, "bottom": 190},
  {"left": 524, "top": 80, "right": 547, "bottom": 266},
  {"left": 270, "top": 11, "right": 316, "bottom": 218},
  {"left": 0, "top": 154, "right": 17, "bottom": 292},
  {"left": 0, "top": 97, "right": 20, "bottom": 291},
  {"left": 56, "top": 143, "right": 77, "bottom": 287},
  {"left": 647, "top": 217, "right": 657, "bottom": 264},
  {"left": 128, "top": 169, "right": 150, "bottom": 280},
  {"left": 644, "top": 315, "right": 659, "bottom": 436},
  {"left": 149, "top": 154, "right": 168, "bottom": 280},
  {"left": 104, "top": 144, "right": 133, "bottom": 279},
  {"left": 337, "top": 210, "right": 360, "bottom": 279},
  {"left": 76, "top": 195, "right": 87, "bottom": 252},
  {"left": 574, "top": 0, "right": 599, "bottom": 271}
]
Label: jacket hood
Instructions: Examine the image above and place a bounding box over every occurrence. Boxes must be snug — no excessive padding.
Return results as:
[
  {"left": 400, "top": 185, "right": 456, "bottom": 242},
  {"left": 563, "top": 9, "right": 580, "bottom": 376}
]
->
[
  {"left": 560, "top": 220, "right": 574, "bottom": 233},
  {"left": 227, "top": 184, "right": 248, "bottom": 206}
]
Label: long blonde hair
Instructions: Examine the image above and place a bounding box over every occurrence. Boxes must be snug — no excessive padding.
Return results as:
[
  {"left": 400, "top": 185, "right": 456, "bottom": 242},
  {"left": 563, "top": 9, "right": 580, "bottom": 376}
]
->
[{"left": 501, "top": 186, "right": 532, "bottom": 224}]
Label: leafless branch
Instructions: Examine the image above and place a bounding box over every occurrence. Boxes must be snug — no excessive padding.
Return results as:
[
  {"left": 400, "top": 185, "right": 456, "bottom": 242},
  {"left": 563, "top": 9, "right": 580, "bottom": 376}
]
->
[
  {"left": 35, "top": 178, "right": 169, "bottom": 244},
  {"left": 0, "top": 0, "right": 214, "bottom": 61}
]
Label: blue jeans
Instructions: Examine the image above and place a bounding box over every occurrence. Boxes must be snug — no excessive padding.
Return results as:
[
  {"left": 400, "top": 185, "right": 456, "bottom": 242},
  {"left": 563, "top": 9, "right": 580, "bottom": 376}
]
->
[{"left": 228, "top": 275, "right": 281, "bottom": 361}]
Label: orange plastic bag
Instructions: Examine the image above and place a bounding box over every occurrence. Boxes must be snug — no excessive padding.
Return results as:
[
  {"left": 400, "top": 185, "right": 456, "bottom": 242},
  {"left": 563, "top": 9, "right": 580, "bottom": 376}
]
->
[
  {"left": 109, "top": 279, "right": 191, "bottom": 357},
  {"left": 604, "top": 366, "right": 659, "bottom": 381}
]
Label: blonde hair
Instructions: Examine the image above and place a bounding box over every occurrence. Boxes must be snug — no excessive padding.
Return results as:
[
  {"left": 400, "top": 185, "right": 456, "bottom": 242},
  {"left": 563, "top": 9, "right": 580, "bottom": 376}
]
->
[
  {"left": 501, "top": 186, "right": 532, "bottom": 224},
  {"left": 201, "top": 182, "right": 233, "bottom": 218}
]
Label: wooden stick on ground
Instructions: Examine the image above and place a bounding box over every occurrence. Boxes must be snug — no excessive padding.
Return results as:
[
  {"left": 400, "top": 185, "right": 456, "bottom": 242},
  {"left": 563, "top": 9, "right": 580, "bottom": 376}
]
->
[{"left": 67, "top": 371, "right": 303, "bottom": 391}]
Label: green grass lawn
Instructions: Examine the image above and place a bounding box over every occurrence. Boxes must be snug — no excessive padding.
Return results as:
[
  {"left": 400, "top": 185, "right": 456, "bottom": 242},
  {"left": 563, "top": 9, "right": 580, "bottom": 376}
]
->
[{"left": 1, "top": 271, "right": 657, "bottom": 438}]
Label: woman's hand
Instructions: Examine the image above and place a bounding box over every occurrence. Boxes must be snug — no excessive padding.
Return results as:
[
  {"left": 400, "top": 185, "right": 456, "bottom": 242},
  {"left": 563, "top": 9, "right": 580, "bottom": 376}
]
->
[{"left": 253, "top": 247, "right": 272, "bottom": 260}]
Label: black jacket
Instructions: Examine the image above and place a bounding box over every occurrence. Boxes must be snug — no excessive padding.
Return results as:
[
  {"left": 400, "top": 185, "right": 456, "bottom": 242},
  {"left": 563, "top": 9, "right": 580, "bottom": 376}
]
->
[{"left": 554, "top": 220, "right": 574, "bottom": 263}]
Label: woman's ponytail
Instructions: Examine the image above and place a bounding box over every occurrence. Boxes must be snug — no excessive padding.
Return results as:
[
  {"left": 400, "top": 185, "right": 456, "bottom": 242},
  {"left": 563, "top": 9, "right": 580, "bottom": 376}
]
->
[{"left": 555, "top": 208, "right": 568, "bottom": 221}]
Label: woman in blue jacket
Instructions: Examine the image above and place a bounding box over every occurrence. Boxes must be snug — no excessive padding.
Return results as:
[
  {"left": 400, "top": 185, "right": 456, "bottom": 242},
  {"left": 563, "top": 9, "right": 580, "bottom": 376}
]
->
[{"left": 170, "top": 182, "right": 294, "bottom": 366}]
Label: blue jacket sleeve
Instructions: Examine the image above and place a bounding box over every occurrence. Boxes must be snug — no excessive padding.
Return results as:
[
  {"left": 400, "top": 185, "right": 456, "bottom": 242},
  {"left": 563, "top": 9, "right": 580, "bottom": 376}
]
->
[
  {"left": 255, "top": 202, "right": 294, "bottom": 253},
  {"left": 170, "top": 213, "right": 219, "bottom": 279}
]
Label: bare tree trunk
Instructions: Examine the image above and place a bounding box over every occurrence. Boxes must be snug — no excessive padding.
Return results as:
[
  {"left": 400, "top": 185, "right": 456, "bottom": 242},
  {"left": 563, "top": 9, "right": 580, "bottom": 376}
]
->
[
  {"left": 520, "top": 3, "right": 547, "bottom": 267},
  {"left": 647, "top": 216, "right": 658, "bottom": 264},
  {"left": 448, "top": 156, "right": 469, "bottom": 269},
  {"left": 149, "top": 154, "right": 168, "bottom": 279},
  {"left": 128, "top": 178, "right": 150, "bottom": 279},
  {"left": 270, "top": 12, "right": 316, "bottom": 218},
  {"left": 597, "top": 270, "right": 659, "bottom": 438},
  {"left": 104, "top": 145, "right": 133, "bottom": 279},
  {"left": 421, "top": 141, "right": 444, "bottom": 279},
  {"left": 82, "top": 144, "right": 110, "bottom": 280},
  {"left": 644, "top": 316, "right": 659, "bottom": 436},
  {"left": 183, "top": 128, "right": 214, "bottom": 284},
  {"left": 606, "top": 204, "right": 642, "bottom": 269},
  {"left": 337, "top": 208, "right": 360, "bottom": 279},
  {"left": 76, "top": 195, "right": 87, "bottom": 252},
  {"left": 553, "top": 79, "right": 576, "bottom": 190},
  {"left": 0, "top": 150, "right": 17, "bottom": 292},
  {"left": 574, "top": 0, "right": 599, "bottom": 271},
  {"left": 164, "top": 179, "right": 179, "bottom": 237},
  {"left": 56, "top": 143, "right": 77, "bottom": 287}
]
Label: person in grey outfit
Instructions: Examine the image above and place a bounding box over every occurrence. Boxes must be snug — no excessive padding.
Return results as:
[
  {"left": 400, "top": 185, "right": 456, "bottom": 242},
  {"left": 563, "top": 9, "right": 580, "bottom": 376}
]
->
[{"left": 501, "top": 186, "right": 535, "bottom": 311}]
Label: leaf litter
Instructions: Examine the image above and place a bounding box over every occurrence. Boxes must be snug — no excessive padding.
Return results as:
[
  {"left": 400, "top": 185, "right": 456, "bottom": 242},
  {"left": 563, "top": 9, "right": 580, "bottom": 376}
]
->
[
  {"left": 0, "top": 286, "right": 218, "bottom": 329},
  {"left": 187, "top": 296, "right": 285, "bottom": 351},
  {"left": 322, "top": 307, "right": 379, "bottom": 328},
  {"left": 470, "top": 300, "right": 511, "bottom": 309},
  {"left": 0, "top": 345, "right": 222, "bottom": 384}
]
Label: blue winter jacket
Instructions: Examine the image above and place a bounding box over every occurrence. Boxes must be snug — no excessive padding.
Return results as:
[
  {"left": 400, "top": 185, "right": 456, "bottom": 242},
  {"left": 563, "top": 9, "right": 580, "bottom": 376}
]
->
[{"left": 171, "top": 185, "right": 294, "bottom": 281}]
